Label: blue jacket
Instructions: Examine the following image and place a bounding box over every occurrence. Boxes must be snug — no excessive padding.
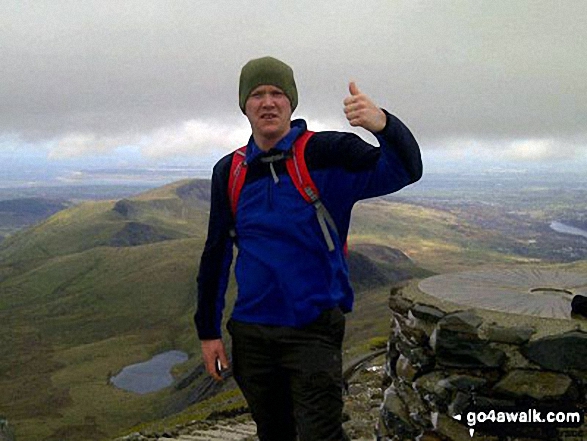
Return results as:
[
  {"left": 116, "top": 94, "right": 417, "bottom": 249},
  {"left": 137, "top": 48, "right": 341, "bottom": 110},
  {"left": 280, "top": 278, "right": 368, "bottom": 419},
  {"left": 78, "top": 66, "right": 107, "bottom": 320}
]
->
[{"left": 195, "top": 111, "right": 422, "bottom": 340}]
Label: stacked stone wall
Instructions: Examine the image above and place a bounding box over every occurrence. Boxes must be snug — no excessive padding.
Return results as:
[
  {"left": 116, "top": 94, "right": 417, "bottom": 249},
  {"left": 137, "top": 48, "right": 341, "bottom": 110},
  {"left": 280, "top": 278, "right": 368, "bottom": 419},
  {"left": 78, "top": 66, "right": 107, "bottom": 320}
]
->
[{"left": 377, "top": 288, "right": 587, "bottom": 441}]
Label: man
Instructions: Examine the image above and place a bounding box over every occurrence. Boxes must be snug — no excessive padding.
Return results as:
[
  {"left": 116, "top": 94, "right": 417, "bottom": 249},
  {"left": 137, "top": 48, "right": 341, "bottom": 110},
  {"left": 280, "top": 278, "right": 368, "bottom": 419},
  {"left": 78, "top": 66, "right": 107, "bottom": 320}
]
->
[{"left": 195, "top": 56, "right": 422, "bottom": 441}]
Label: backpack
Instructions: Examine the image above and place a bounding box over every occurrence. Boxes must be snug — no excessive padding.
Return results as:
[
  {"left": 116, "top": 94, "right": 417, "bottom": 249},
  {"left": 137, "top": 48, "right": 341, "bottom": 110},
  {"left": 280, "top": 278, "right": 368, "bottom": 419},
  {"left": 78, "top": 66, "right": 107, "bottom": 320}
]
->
[{"left": 227, "top": 130, "right": 344, "bottom": 253}]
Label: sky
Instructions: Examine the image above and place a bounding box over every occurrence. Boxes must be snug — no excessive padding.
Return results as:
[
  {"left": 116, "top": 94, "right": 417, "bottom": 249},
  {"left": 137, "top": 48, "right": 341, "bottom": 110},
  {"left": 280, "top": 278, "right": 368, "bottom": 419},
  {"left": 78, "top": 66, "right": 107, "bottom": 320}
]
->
[{"left": 1, "top": 0, "right": 587, "bottom": 179}]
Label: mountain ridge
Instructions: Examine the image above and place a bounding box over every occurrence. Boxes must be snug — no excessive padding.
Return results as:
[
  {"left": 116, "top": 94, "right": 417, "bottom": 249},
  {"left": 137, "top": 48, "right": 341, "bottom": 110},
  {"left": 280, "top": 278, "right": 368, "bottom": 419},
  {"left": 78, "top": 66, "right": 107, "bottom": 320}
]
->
[{"left": 0, "top": 178, "right": 438, "bottom": 441}]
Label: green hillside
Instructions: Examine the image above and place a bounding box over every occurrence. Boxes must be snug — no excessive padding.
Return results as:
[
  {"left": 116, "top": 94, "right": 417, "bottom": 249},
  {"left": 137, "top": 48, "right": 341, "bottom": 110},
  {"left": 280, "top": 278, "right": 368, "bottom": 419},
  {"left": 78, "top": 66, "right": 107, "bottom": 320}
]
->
[
  {"left": 0, "top": 198, "right": 69, "bottom": 240},
  {"left": 350, "top": 199, "right": 532, "bottom": 272},
  {"left": 0, "top": 179, "right": 520, "bottom": 440},
  {"left": 0, "top": 180, "right": 215, "bottom": 440}
]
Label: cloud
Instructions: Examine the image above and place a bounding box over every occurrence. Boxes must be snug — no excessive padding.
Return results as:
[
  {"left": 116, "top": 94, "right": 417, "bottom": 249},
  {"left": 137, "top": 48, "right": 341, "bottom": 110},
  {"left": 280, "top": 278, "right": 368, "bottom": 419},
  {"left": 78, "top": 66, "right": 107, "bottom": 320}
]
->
[
  {"left": 45, "top": 115, "right": 354, "bottom": 162},
  {"left": 46, "top": 119, "right": 251, "bottom": 161},
  {"left": 506, "top": 139, "right": 580, "bottom": 162},
  {"left": 141, "top": 119, "right": 251, "bottom": 159},
  {"left": 422, "top": 136, "right": 586, "bottom": 170},
  {"left": 49, "top": 133, "right": 139, "bottom": 159},
  {"left": 1, "top": 1, "right": 587, "bottom": 170}
]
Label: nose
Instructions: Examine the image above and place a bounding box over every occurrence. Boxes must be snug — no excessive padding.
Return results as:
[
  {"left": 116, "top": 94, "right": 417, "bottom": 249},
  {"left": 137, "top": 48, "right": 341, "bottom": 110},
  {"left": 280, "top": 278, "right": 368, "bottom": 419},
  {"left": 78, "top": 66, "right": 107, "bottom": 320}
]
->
[{"left": 260, "top": 93, "right": 275, "bottom": 108}]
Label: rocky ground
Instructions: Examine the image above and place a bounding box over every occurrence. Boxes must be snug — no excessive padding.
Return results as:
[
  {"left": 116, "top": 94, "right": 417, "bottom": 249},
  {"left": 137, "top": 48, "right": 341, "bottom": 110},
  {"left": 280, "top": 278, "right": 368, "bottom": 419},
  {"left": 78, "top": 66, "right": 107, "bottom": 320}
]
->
[{"left": 116, "top": 355, "right": 386, "bottom": 441}]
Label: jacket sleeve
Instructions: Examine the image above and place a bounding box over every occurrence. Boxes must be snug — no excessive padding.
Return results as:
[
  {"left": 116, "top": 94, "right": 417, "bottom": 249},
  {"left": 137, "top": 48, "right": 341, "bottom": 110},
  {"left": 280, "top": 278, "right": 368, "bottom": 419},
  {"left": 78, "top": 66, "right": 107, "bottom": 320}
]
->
[
  {"left": 194, "top": 155, "right": 234, "bottom": 340},
  {"left": 311, "top": 109, "right": 421, "bottom": 201},
  {"left": 356, "top": 109, "right": 422, "bottom": 200}
]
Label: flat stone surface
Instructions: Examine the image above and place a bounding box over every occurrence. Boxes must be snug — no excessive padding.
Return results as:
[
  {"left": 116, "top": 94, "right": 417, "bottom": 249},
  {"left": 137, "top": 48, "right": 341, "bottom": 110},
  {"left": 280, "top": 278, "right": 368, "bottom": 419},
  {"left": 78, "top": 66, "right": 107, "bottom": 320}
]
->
[{"left": 419, "top": 268, "right": 587, "bottom": 319}]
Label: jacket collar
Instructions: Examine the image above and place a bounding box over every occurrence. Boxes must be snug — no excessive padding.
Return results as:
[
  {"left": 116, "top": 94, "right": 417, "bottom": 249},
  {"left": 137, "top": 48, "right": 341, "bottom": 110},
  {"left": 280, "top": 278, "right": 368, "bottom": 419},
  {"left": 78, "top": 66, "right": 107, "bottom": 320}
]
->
[{"left": 246, "top": 119, "right": 307, "bottom": 163}]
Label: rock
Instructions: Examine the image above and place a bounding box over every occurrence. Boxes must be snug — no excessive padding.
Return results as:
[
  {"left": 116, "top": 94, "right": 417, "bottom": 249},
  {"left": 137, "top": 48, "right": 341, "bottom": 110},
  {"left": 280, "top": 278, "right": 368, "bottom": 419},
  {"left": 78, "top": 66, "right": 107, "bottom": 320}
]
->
[
  {"left": 496, "top": 342, "right": 539, "bottom": 371},
  {"left": 396, "top": 322, "right": 429, "bottom": 347},
  {"left": 448, "top": 391, "right": 471, "bottom": 417},
  {"left": 430, "top": 312, "right": 506, "bottom": 369},
  {"left": 117, "top": 433, "right": 146, "bottom": 441},
  {"left": 409, "top": 304, "right": 446, "bottom": 323},
  {"left": 390, "top": 311, "right": 411, "bottom": 333},
  {"left": 395, "top": 380, "right": 431, "bottom": 429},
  {"left": 384, "top": 336, "right": 400, "bottom": 378},
  {"left": 432, "top": 327, "right": 506, "bottom": 369},
  {"left": 413, "top": 371, "right": 448, "bottom": 396},
  {"left": 413, "top": 371, "right": 450, "bottom": 411},
  {"left": 493, "top": 369, "right": 576, "bottom": 401},
  {"left": 378, "top": 383, "right": 419, "bottom": 439},
  {"left": 471, "top": 395, "right": 516, "bottom": 408},
  {"left": 389, "top": 290, "right": 413, "bottom": 314},
  {"left": 434, "top": 374, "right": 488, "bottom": 398},
  {"left": 396, "top": 354, "right": 419, "bottom": 382},
  {"left": 431, "top": 412, "right": 478, "bottom": 441},
  {"left": 408, "top": 305, "right": 446, "bottom": 336},
  {"left": 429, "top": 312, "right": 482, "bottom": 352},
  {"left": 399, "top": 345, "right": 435, "bottom": 371},
  {"left": 483, "top": 324, "right": 535, "bottom": 345},
  {"left": 521, "top": 330, "right": 587, "bottom": 373},
  {"left": 439, "top": 310, "right": 483, "bottom": 332},
  {"left": 415, "top": 430, "right": 445, "bottom": 441}
]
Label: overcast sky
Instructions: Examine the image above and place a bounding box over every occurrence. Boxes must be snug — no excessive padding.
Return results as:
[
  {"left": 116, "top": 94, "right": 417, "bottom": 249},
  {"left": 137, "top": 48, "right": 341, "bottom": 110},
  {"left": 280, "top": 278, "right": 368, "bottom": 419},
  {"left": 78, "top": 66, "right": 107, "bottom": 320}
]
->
[{"left": 2, "top": 0, "right": 586, "bottom": 175}]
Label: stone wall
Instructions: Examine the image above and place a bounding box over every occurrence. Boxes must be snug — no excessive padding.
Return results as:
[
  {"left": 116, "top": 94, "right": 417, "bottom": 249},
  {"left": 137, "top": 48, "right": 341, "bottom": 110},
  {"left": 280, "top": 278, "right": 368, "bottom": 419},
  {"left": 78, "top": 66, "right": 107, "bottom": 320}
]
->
[{"left": 377, "top": 287, "right": 587, "bottom": 441}]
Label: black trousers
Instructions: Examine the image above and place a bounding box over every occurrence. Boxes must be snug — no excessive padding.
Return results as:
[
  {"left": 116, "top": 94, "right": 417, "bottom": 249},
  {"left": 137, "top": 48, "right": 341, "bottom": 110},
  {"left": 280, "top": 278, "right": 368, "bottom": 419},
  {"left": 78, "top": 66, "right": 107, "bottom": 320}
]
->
[{"left": 227, "top": 308, "right": 347, "bottom": 441}]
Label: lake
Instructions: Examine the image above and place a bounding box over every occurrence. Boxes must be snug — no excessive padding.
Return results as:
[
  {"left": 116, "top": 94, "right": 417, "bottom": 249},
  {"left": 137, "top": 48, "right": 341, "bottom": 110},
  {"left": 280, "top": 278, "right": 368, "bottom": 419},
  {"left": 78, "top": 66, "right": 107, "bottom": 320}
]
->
[
  {"left": 550, "top": 221, "right": 587, "bottom": 240},
  {"left": 110, "top": 350, "right": 188, "bottom": 394}
]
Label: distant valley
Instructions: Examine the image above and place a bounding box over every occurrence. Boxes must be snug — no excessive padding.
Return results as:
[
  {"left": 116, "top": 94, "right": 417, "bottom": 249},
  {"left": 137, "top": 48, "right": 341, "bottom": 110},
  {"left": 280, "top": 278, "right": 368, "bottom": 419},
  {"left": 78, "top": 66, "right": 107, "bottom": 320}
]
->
[{"left": 0, "top": 171, "right": 585, "bottom": 440}]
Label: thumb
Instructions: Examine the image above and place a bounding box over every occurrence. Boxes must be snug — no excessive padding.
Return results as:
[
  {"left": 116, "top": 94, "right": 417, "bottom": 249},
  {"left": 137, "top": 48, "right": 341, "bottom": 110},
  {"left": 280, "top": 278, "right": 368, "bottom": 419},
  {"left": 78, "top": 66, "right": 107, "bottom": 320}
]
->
[{"left": 349, "top": 81, "right": 360, "bottom": 96}]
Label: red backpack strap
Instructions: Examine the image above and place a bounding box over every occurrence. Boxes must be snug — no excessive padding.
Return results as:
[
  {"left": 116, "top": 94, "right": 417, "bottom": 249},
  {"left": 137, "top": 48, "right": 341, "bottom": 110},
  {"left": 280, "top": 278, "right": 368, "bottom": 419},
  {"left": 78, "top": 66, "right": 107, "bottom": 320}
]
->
[
  {"left": 286, "top": 131, "right": 318, "bottom": 203},
  {"left": 228, "top": 146, "right": 248, "bottom": 217},
  {"left": 286, "top": 131, "right": 344, "bottom": 253}
]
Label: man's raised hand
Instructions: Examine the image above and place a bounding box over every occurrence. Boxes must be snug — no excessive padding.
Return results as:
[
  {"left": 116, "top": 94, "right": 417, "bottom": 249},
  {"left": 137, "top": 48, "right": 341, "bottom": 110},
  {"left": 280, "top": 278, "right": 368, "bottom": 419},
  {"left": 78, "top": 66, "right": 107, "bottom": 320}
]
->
[{"left": 343, "top": 81, "right": 387, "bottom": 133}]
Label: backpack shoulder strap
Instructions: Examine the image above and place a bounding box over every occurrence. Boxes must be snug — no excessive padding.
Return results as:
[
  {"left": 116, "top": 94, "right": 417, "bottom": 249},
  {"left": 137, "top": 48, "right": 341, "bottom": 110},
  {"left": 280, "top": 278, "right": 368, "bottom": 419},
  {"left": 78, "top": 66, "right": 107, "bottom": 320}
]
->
[
  {"left": 286, "top": 131, "right": 343, "bottom": 253},
  {"left": 229, "top": 134, "right": 347, "bottom": 255},
  {"left": 228, "top": 146, "right": 248, "bottom": 217},
  {"left": 286, "top": 131, "right": 318, "bottom": 204}
]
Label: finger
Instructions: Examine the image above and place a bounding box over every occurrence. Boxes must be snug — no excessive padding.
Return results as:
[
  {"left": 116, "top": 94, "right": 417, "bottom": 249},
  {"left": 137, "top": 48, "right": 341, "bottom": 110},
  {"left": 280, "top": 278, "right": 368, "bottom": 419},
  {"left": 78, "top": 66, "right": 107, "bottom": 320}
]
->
[
  {"left": 218, "top": 348, "right": 230, "bottom": 370},
  {"left": 345, "top": 110, "right": 360, "bottom": 123},
  {"left": 343, "top": 96, "right": 356, "bottom": 106},
  {"left": 206, "top": 358, "right": 222, "bottom": 381},
  {"left": 349, "top": 81, "right": 360, "bottom": 96}
]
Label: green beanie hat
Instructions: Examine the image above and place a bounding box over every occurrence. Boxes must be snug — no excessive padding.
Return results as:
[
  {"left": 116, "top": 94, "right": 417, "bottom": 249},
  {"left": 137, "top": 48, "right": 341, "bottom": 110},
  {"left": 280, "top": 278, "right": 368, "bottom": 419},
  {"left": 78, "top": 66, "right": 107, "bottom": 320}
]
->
[{"left": 239, "top": 56, "right": 298, "bottom": 113}]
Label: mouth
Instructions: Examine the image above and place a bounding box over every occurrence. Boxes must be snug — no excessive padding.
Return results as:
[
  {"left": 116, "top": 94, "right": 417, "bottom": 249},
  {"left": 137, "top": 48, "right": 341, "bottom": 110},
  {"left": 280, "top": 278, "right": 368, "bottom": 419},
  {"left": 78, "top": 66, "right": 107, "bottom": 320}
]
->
[{"left": 261, "top": 113, "right": 278, "bottom": 120}]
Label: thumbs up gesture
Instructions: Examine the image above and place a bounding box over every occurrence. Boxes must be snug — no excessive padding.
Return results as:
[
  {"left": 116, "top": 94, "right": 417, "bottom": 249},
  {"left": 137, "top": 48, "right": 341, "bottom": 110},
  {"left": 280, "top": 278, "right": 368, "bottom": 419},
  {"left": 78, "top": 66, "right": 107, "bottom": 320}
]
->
[{"left": 343, "top": 81, "right": 387, "bottom": 132}]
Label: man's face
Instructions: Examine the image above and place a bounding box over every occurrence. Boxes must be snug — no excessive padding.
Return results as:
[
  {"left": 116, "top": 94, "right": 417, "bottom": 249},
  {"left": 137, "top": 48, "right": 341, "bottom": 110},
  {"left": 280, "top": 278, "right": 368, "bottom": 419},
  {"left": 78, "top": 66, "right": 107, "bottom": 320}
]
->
[{"left": 245, "top": 85, "right": 292, "bottom": 147}]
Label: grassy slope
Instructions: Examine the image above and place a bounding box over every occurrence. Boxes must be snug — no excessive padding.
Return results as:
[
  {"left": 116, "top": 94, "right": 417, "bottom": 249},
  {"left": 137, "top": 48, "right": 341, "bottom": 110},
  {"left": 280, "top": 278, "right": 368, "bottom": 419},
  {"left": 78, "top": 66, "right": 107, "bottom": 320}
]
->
[
  {"left": 0, "top": 237, "right": 211, "bottom": 440},
  {"left": 0, "top": 180, "right": 219, "bottom": 440},
  {"left": 0, "top": 181, "right": 537, "bottom": 440},
  {"left": 350, "top": 199, "right": 533, "bottom": 272}
]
